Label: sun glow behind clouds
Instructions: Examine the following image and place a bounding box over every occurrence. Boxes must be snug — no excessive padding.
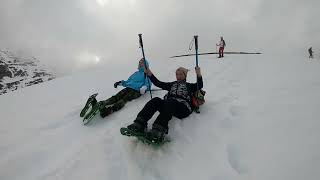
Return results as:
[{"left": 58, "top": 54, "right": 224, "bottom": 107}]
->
[
  {"left": 95, "top": 0, "right": 136, "bottom": 8},
  {"left": 73, "top": 52, "right": 102, "bottom": 72},
  {"left": 95, "top": 56, "right": 100, "bottom": 63},
  {"left": 96, "top": 0, "right": 109, "bottom": 7}
]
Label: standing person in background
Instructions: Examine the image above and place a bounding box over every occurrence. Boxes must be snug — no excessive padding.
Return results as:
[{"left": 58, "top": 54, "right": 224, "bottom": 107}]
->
[
  {"left": 216, "top": 37, "right": 226, "bottom": 58},
  {"left": 308, "top": 47, "right": 314, "bottom": 59}
]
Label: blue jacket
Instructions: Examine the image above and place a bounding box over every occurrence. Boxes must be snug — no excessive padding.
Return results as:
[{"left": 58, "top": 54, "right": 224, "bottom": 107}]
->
[{"left": 121, "top": 60, "right": 152, "bottom": 91}]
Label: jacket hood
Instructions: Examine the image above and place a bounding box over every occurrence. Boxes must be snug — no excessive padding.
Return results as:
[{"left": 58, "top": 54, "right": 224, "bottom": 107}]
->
[{"left": 138, "top": 59, "right": 150, "bottom": 72}]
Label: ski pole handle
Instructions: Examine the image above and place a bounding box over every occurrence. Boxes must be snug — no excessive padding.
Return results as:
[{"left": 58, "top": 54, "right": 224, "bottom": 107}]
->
[
  {"left": 138, "top": 34, "right": 144, "bottom": 49},
  {"left": 194, "top": 35, "right": 198, "bottom": 51},
  {"left": 194, "top": 35, "right": 199, "bottom": 67},
  {"left": 138, "top": 34, "right": 147, "bottom": 67}
]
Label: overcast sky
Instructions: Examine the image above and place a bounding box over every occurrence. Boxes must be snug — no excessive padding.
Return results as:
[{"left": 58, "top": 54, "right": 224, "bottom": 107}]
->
[{"left": 0, "top": 0, "right": 319, "bottom": 74}]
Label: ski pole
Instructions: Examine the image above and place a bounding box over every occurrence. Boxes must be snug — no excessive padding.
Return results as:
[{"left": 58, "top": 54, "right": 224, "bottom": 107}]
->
[
  {"left": 194, "top": 35, "right": 200, "bottom": 113},
  {"left": 138, "top": 34, "right": 152, "bottom": 99},
  {"left": 194, "top": 35, "right": 199, "bottom": 67}
]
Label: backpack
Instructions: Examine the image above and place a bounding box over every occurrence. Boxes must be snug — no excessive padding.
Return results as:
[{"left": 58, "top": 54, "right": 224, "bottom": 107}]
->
[{"left": 191, "top": 89, "right": 206, "bottom": 113}]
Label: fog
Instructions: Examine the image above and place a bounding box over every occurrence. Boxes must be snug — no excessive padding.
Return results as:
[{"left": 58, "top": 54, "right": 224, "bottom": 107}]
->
[{"left": 0, "top": 0, "right": 319, "bottom": 75}]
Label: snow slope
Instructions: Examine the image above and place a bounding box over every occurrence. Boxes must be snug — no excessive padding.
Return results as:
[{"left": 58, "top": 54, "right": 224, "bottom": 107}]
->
[{"left": 0, "top": 54, "right": 320, "bottom": 180}]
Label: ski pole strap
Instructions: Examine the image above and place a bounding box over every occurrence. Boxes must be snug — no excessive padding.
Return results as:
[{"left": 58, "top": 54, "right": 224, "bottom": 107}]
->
[{"left": 189, "top": 38, "right": 194, "bottom": 51}]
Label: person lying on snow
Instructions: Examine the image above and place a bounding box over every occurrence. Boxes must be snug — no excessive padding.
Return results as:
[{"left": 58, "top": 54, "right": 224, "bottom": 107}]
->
[
  {"left": 125, "top": 64, "right": 203, "bottom": 143},
  {"left": 80, "top": 58, "right": 152, "bottom": 118}
]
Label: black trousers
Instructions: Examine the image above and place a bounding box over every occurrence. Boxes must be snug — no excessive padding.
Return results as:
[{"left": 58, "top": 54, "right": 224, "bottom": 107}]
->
[
  {"left": 135, "top": 97, "right": 191, "bottom": 132},
  {"left": 100, "top": 87, "right": 141, "bottom": 114},
  {"left": 103, "top": 88, "right": 141, "bottom": 105}
]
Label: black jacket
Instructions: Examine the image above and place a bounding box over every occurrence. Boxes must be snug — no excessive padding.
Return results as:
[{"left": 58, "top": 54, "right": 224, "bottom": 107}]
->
[{"left": 149, "top": 74, "right": 203, "bottom": 111}]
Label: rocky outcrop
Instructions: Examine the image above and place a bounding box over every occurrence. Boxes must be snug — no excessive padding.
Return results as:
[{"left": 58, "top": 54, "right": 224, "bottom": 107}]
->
[{"left": 0, "top": 49, "right": 55, "bottom": 95}]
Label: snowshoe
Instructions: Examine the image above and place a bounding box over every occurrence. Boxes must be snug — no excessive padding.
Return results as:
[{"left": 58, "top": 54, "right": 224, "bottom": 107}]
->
[
  {"left": 145, "top": 128, "right": 166, "bottom": 144},
  {"left": 80, "top": 93, "right": 98, "bottom": 117},
  {"left": 120, "top": 126, "right": 170, "bottom": 146},
  {"left": 83, "top": 101, "right": 101, "bottom": 125},
  {"left": 121, "top": 122, "right": 146, "bottom": 137}
]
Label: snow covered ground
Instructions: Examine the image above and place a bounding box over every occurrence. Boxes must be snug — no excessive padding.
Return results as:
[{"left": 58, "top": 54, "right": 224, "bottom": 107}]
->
[{"left": 0, "top": 53, "right": 320, "bottom": 180}]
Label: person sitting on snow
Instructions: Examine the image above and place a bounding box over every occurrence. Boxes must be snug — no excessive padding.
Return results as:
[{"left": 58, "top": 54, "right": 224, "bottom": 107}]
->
[
  {"left": 125, "top": 64, "right": 203, "bottom": 143},
  {"left": 80, "top": 58, "right": 152, "bottom": 118}
]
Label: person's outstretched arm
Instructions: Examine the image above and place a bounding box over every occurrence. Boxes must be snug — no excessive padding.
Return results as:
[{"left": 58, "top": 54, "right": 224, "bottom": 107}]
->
[{"left": 144, "top": 66, "right": 172, "bottom": 91}]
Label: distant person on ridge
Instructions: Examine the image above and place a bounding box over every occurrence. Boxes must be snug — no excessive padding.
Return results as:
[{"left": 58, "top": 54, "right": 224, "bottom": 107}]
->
[
  {"left": 308, "top": 47, "right": 314, "bottom": 59},
  {"left": 216, "top": 36, "right": 226, "bottom": 58},
  {"left": 80, "top": 58, "right": 152, "bottom": 121}
]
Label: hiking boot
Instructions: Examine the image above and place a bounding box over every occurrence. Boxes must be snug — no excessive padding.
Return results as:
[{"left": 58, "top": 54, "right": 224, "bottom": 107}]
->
[
  {"left": 99, "top": 105, "right": 113, "bottom": 118},
  {"left": 146, "top": 124, "right": 167, "bottom": 143},
  {"left": 127, "top": 122, "right": 146, "bottom": 136}
]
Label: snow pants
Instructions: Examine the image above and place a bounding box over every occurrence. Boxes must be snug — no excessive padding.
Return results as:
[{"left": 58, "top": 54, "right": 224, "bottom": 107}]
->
[
  {"left": 135, "top": 97, "right": 191, "bottom": 133},
  {"left": 101, "top": 87, "right": 141, "bottom": 112}
]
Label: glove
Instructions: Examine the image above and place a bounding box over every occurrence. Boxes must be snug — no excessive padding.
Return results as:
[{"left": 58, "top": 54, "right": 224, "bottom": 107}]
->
[
  {"left": 114, "top": 81, "right": 122, "bottom": 88},
  {"left": 139, "top": 86, "right": 147, "bottom": 95}
]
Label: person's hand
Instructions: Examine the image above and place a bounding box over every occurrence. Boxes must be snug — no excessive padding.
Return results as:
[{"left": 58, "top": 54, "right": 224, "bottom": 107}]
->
[
  {"left": 144, "top": 67, "right": 153, "bottom": 76},
  {"left": 195, "top": 67, "right": 201, "bottom": 77},
  {"left": 139, "top": 86, "right": 147, "bottom": 95},
  {"left": 114, "top": 81, "right": 122, "bottom": 88}
]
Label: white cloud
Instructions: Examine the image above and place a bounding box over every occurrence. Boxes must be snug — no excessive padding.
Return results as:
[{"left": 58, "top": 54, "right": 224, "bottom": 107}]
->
[{"left": 0, "top": 0, "right": 319, "bottom": 74}]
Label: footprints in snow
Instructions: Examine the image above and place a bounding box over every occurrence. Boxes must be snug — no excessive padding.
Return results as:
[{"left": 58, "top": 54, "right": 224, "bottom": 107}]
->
[
  {"left": 226, "top": 144, "right": 248, "bottom": 174},
  {"left": 219, "top": 105, "right": 245, "bottom": 129}
]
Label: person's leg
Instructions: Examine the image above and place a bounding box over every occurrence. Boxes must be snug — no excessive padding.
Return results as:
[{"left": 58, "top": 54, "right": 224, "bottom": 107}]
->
[
  {"left": 152, "top": 99, "right": 176, "bottom": 132},
  {"left": 123, "top": 88, "right": 141, "bottom": 101},
  {"left": 153, "top": 99, "right": 191, "bottom": 132},
  {"left": 127, "top": 97, "right": 164, "bottom": 133},
  {"left": 110, "top": 88, "right": 141, "bottom": 112},
  {"left": 134, "top": 97, "right": 164, "bottom": 126},
  {"left": 218, "top": 47, "right": 222, "bottom": 58},
  {"left": 147, "top": 100, "right": 191, "bottom": 142},
  {"left": 100, "top": 89, "right": 142, "bottom": 118},
  {"left": 100, "top": 88, "right": 130, "bottom": 106},
  {"left": 173, "top": 102, "right": 192, "bottom": 119},
  {"left": 99, "top": 88, "right": 132, "bottom": 118},
  {"left": 221, "top": 47, "right": 225, "bottom": 57}
]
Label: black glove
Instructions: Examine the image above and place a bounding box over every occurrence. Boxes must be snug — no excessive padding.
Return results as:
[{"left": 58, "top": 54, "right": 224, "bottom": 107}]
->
[{"left": 114, "top": 81, "right": 122, "bottom": 88}]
